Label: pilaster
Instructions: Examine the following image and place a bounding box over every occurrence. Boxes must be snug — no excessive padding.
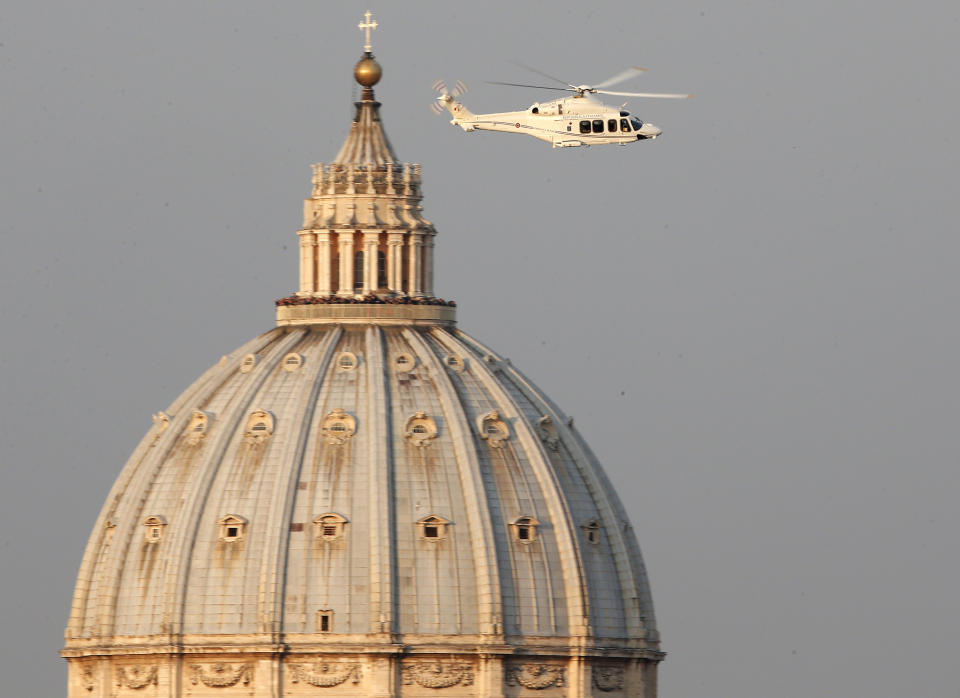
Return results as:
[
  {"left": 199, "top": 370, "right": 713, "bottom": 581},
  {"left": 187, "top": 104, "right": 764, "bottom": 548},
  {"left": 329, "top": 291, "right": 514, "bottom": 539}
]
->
[
  {"left": 423, "top": 233, "right": 436, "bottom": 296},
  {"left": 363, "top": 231, "right": 380, "bottom": 295},
  {"left": 408, "top": 232, "right": 424, "bottom": 297},
  {"left": 338, "top": 231, "right": 355, "bottom": 296},
  {"left": 298, "top": 231, "right": 317, "bottom": 295},
  {"left": 317, "top": 231, "right": 333, "bottom": 296},
  {"left": 387, "top": 233, "right": 404, "bottom": 292}
]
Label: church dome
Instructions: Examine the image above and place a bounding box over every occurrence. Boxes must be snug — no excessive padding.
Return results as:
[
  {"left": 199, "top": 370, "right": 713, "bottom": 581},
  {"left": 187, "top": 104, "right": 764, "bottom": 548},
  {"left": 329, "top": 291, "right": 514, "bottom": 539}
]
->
[{"left": 63, "top": 17, "right": 663, "bottom": 698}]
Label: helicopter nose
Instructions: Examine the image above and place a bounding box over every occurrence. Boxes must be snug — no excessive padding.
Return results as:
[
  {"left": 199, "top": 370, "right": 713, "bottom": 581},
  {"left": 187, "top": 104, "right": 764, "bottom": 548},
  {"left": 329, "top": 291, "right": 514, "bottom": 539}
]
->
[{"left": 637, "top": 123, "right": 661, "bottom": 140}]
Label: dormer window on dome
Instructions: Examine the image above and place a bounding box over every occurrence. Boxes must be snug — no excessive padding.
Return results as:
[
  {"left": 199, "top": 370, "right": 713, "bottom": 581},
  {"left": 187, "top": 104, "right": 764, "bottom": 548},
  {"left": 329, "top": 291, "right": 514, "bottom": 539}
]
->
[
  {"left": 313, "top": 513, "right": 348, "bottom": 541},
  {"left": 186, "top": 410, "right": 211, "bottom": 445},
  {"left": 217, "top": 515, "right": 248, "bottom": 543},
  {"left": 404, "top": 412, "right": 438, "bottom": 447},
  {"left": 244, "top": 409, "right": 274, "bottom": 442},
  {"left": 511, "top": 516, "right": 540, "bottom": 543},
  {"left": 444, "top": 354, "right": 465, "bottom": 372},
  {"left": 582, "top": 519, "right": 602, "bottom": 544},
  {"left": 394, "top": 353, "right": 415, "bottom": 372},
  {"left": 142, "top": 515, "right": 167, "bottom": 543},
  {"left": 316, "top": 609, "right": 334, "bottom": 633},
  {"left": 337, "top": 352, "right": 358, "bottom": 371},
  {"left": 239, "top": 354, "right": 259, "bottom": 374},
  {"left": 283, "top": 353, "right": 303, "bottom": 372},
  {"left": 322, "top": 408, "right": 356, "bottom": 445},
  {"left": 417, "top": 515, "right": 450, "bottom": 541},
  {"left": 478, "top": 411, "right": 510, "bottom": 447}
]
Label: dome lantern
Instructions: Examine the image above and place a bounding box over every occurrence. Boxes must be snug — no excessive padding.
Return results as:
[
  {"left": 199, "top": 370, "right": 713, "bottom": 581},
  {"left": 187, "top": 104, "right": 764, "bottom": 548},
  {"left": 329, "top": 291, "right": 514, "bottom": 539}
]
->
[{"left": 276, "top": 11, "right": 454, "bottom": 326}]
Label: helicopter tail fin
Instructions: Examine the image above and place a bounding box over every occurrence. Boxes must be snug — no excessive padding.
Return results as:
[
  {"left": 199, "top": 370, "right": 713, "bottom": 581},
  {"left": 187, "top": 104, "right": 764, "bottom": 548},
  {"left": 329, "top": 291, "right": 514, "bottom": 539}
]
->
[{"left": 441, "top": 93, "right": 474, "bottom": 121}]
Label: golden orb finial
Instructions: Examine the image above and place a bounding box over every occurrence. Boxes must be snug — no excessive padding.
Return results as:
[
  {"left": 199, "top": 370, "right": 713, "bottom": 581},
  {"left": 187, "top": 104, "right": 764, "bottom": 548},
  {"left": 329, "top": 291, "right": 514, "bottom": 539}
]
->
[{"left": 354, "top": 54, "right": 382, "bottom": 87}]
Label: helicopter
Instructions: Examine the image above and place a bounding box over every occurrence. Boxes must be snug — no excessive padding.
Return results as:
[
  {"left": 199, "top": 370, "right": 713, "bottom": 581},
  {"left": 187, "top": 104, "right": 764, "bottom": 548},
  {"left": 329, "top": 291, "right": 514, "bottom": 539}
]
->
[{"left": 430, "top": 65, "right": 692, "bottom": 148}]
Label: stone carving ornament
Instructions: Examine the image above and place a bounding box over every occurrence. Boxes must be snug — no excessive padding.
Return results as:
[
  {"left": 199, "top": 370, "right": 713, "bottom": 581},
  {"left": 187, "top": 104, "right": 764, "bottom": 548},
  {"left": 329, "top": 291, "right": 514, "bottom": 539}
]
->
[
  {"left": 403, "top": 411, "right": 438, "bottom": 447},
  {"left": 115, "top": 664, "right": 158, "bottom": 689},
  {"left": 80, "top": 663, "right": 96, "bottom": 692},
  {"left": 536, "top": 415, "right": 561, "bottom": 452},
  {"left": 402, "top": 661, "right": 474, "bottom": 688},
  {"left": 289, "top": 662, "right": 361, "bottom": 687},
  {"left": 592, "top": 665, "right": 625, "bottom": 692},
  {"left": 477, "top": 411, "right": 510, "bottom": 448},
  {"left": 322, "top": 408, "right": 357, "bottom": 445},
  {"left": 506, "top": 663, "right": 566, "bottom": 689},
  {"left": 190, "top": 662, "right": 252, "bottom": 688}
]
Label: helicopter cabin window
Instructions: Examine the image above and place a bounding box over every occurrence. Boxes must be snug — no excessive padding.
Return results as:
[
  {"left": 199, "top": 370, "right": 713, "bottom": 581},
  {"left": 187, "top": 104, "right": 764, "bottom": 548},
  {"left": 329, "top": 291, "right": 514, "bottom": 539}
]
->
[
  {"left": 567, "top": 124, "right": 572, "bottom": 132},
  {"left": 592, "top": 120, "right": 603, "bottom": 134},
  {"left": 557, "top": 104, "right": 563, "bottom": 115},
  {"left": 630, "top": 116, "right": 644, "bottom": 131},
  {"left": 608, "top": 119, "right": 617, "bottom": 132},
  {"left": 620, "top": 118, "right": 630, "bottom": 132},
  {"left": 620, "top": 110, "right": 630, "bottom": 117},
  {"left": 579, "top": 120, "right": 591, "bottom": 134}
]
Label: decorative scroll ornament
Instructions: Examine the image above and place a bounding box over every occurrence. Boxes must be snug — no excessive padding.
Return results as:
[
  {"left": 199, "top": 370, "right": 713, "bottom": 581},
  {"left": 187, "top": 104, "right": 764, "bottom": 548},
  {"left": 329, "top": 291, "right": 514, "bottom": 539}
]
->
[
  {"left": 402, "top": 661, "right": 474, "bottom": 689},
  {"left": 404, "top": 411, "right": 438, "bottom": 447},
  {"left": 322, "top": 408, "right": 356, "bottom": 445},
  {"left": 592, "top": 665, "right": 625, "bottom": 692},
  {"left": 153, "top": 411, "right": 170, "bottom": 433},
  {"left": 244, "top": 408, "right": 274, "bottom": 443},
  {"left": 506, "top": 664, "right": 566, "bottom": 690},
  {"left": 115, "top": 665, "right": 158, "bottom": 689},
  {"left": 478, "top": 410, "right": 510, "bottom": 448},
  {"left": 190, "top": 662, "right": 252, "bottom": 688},
  {"left": 186, "top": 409, "right": 212, "bottom": 445},
  {"left": 80, "top": 663, "right": 96, "bottom": 692},
  {"left": 537, "top": 415, "right": 561, "bottom": 452},
  {"left": 289, "top": 662, "right": 361, "bottom": 687}
]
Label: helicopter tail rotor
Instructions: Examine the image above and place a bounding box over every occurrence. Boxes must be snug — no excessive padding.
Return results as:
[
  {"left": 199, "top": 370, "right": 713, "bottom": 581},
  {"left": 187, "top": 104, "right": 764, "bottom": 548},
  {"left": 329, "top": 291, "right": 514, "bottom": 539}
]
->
[{"left": 430, "top": 79, "right": 468, "bottom": 114}]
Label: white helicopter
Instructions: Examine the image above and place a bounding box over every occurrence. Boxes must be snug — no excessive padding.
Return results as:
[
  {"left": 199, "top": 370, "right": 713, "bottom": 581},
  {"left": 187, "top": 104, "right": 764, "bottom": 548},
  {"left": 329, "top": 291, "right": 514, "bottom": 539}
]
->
[{"left": 431, "top": 65, "right": 691, "bottom": 148}]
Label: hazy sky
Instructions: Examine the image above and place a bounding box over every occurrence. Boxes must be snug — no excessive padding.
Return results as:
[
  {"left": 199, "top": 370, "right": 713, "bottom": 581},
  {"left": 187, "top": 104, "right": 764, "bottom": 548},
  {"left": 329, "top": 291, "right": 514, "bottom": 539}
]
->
[{"left": 2, "top": 2, "right": 958, "bottom": 696}]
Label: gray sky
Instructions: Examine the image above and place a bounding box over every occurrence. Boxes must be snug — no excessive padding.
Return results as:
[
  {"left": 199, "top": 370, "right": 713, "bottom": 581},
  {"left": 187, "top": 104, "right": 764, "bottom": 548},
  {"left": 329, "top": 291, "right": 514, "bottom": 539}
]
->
[{"left": 2, "top": 1, "right": 958, "bottom": 696}]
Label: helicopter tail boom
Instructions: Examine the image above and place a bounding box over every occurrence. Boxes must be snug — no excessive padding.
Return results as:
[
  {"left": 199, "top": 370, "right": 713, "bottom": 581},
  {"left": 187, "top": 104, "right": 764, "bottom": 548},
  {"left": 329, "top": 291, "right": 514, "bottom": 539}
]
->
[{"left": 440, "top": 94, "right": 475, "bottom": 125}]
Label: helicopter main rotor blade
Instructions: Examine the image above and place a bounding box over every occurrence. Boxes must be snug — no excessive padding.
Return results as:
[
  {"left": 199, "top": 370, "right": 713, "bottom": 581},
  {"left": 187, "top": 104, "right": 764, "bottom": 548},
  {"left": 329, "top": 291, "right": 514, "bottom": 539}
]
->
[
  {"left": 487, "top": 80, "right": 573, "bottom": 92},
  {"left": 597, "top": 90, "right": 694, "bottom": 99},
  {"left": 508, "top": 60, "right": 574, "bottom": 89},
  {"left": 593, "top": 66, "right": 647, "bottom": 89}
]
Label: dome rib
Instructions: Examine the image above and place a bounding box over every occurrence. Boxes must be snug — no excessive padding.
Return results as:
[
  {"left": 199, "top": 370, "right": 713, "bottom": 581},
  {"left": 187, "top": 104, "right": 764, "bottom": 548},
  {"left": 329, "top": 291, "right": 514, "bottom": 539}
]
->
[
  {"left": 255, "top": 326, "right": 343, "bottom": 635},
  {"left": 454, "top": 329, "right": 658, "bottom": 641},
  {"left": 364, "top": 325, "right": 396, "bottom": 634},
  {"left": 162, "top": 329, "right": 307, "bottom": 637},
  {"left": 401, "top": 327, "right": 505, "bottom": 637},
  {"left": 78, "top": 329, "right": 292, "bottom": 639},
  {"left": 433, "top": 328, "right": 591, "bottom": 639},
  {"left": 333, "top": 97, "right": 400, "bottom": 167}
]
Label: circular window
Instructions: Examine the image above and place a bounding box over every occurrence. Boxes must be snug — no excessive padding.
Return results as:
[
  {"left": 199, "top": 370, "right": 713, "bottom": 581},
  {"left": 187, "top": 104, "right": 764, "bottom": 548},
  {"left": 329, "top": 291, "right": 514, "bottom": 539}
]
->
[
  {"left": 239, "top": 354, "right": 258, "bottom": 374},
  {"left": 395, "top": 353, "right": 415, "bottom": 372},
  {"left": 444, "top": 354, "right": 465, "bottom": 373},
  {"left": 337, "top": 352, "right": 358, "bottom": 371},
  {"left": 282, "top": 353, "right": 303, "bottom": 372}
]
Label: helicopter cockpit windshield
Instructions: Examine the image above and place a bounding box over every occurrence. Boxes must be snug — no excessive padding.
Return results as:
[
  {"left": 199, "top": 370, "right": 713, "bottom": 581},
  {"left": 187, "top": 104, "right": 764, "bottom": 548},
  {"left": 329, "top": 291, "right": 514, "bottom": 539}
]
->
[{"left": 629, "top": 116, "right": 643, "bottom": 131}]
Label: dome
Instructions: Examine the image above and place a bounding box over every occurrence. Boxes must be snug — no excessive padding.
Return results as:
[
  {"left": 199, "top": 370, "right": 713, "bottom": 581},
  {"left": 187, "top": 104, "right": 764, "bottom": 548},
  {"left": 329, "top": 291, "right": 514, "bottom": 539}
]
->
[{"left": 62, "top": 15, "right": 663, "bottom": 698}]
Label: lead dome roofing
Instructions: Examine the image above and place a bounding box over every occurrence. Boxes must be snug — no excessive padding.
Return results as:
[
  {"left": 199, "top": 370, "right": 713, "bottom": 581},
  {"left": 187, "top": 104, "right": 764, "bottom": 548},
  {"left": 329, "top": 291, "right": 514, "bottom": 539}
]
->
[{"left": 66, "top": 325, "right": 658, "bottom": 649}]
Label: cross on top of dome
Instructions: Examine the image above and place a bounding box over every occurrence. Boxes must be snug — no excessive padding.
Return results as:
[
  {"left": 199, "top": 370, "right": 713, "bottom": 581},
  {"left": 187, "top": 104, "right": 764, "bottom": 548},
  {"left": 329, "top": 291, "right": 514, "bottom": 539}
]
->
[{"left": 358, "top": 10, "right": 378, "bottom": 53}]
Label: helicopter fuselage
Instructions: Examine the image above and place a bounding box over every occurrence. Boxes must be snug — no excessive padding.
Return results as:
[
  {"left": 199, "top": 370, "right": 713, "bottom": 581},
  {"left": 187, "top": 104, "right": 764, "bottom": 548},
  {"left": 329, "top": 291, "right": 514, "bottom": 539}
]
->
[{"left": 442, "top": 94, "right": 661, "bottom": 148}]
